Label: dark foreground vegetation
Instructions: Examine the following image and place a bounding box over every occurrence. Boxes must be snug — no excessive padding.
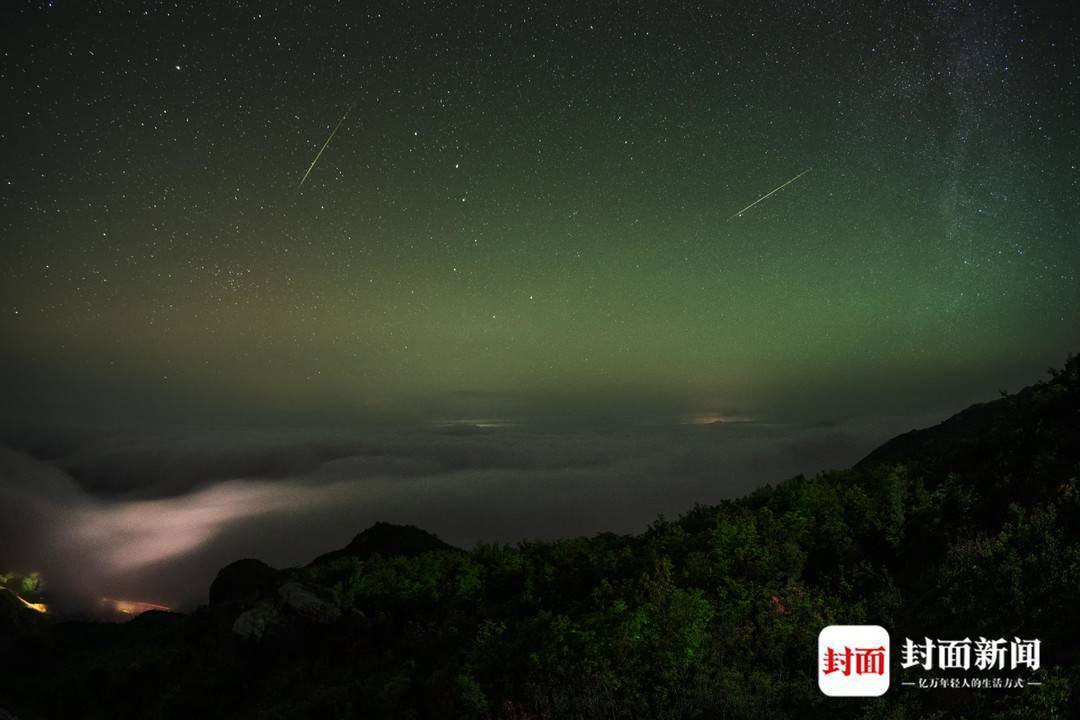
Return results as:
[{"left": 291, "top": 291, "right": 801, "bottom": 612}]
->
[{"left": 2, "top": 357, "right": 1078, "bottom": 719}]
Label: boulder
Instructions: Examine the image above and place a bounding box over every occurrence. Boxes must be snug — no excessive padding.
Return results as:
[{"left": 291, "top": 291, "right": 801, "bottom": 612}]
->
[
  {"left": 277, "top": 582, "right": 340, "bottom": 623},
  {"left": 209, "top": 558, "right": 279, "bottom": 608},
  {"left": 231, "top": 600, "right": 281, "bottom": 640}
]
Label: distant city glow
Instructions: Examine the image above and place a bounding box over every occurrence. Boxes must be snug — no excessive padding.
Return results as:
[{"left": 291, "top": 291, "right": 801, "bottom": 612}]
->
[
  {"left": 434, "top": 418, "right": 516, "bottom": 429},
  {"left": 684, "top": 414, "right": 755, "bottom": 425},
  {"left": 100, "top": 597, "right": 172, "bottom": 616}
]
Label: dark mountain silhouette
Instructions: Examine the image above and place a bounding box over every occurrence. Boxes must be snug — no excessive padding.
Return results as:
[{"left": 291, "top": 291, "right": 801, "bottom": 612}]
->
[
  {"left": 0, "top": 355, "right": 1077, "bottom": 719},
  {"left": 858, "top": 361, "right": 1079, "bottom": 484},
  {"left": 312, "top": 521, "right": 456, "bottom": 565},
  {"left": 856, "top": 396, "right": 1008, "bottom": 470}
]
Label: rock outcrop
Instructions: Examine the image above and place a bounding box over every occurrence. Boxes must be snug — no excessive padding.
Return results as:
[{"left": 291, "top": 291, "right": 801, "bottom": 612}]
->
[
  {"left": 231, "top": 600, "right": 282, "bottom": 640},
  {"left": 208, "top": 558, "right": 280, "bottom": 608},
  {"left": 277, "top": 582, "right": 340, "bottom": 623}
]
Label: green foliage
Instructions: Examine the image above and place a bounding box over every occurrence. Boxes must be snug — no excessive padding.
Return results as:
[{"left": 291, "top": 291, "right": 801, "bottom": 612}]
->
[
  {"left": 20, "top": 571, "right": 45, "bottom": 595},
  {"left": 3, "top": 355, "right": 1080, "bottom": 719},
  {"left": 0, "top": 570, "right": 46, "bottom": 598}
]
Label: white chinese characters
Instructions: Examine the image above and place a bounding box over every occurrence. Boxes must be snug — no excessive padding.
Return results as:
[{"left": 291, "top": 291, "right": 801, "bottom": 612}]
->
[{"left": 900, "top": 637, "right": 1040, "bottom": 671}]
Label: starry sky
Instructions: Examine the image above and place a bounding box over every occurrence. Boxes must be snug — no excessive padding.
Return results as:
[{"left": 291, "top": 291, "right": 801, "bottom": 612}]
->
[
  {"left": 1, "top": 0, "right": 1079, "bottom": 612},
  {"left": 2, "top": 0, "right": 1078, "bottom": 430}
]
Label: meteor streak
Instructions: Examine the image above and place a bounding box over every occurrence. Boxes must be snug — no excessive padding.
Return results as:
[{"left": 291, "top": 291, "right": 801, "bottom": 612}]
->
[
  {"left": 297, "top": 104, "right": 354, "bottom": 190},
  {"left": 728, "top": 168, "right": 811, "bottom": 219}
]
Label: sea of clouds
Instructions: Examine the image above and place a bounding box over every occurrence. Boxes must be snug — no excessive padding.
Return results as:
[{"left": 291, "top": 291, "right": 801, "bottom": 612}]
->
[{"left": 0, "top": 416, "right": 932, "bottom": 615}]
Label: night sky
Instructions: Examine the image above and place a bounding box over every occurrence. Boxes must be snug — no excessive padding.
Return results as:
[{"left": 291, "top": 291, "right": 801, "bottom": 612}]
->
[{"left": 1, "top": 0, "right": 1079, "bottom": 612}]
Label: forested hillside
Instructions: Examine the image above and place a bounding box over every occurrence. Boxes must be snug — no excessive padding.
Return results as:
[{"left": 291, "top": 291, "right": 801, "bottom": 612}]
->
[{"left": 2, "top": 356, "right": 1077, "bottom": 719}]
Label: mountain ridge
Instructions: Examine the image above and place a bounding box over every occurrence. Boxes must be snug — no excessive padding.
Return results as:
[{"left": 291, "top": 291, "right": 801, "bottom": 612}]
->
[{"left": 1, "top": 355, "right": 1077, "bottom": 719}]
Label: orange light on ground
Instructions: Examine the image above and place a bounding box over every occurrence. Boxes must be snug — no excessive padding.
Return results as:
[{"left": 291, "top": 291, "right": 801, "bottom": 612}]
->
[{"left": 15, "top": 595, "right": 48, "bottom": 613}]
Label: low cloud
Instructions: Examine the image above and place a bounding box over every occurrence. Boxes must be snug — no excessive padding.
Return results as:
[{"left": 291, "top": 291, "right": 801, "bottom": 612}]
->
[{"left": 0, "top": 416, "right": 932, "bottom": 615}]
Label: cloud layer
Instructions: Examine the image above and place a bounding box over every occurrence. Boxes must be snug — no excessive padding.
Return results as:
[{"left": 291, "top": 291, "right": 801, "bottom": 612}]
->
[{"left": 0, "top": 417, "right": 932, "bottom": 615}]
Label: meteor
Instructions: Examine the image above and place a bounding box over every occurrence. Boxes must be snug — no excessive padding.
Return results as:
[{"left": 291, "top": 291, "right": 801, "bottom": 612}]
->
[
  {"left": 728, "top": 168, "right": 811, "bottom": 220},
  {"left": 297, "top": 104, "right": 354, "bottom": 190}
]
